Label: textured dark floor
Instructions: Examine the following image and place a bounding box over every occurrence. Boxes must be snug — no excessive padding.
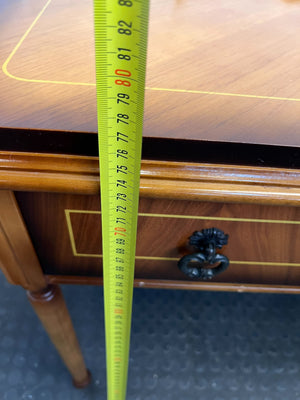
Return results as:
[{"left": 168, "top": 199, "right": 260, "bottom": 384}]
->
[{"left": 1, "top": 272, "right": 300, "bottom": 400}]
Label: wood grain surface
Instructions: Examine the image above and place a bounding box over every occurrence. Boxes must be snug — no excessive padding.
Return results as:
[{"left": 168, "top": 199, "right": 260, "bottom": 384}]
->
[
  {"left": 27, "top": 284, "right": 91, "bottom": 387},
  {"left": 47, "top": 275, "right": 300, "bottom": 295},
  {"left": 1, "top": 152, "right": 300, "bottom": 205},
  {"left": 1, "top": 0, "right": 300, "bottom": 146},
  {"left": 0, "top": 190, "right": 46, "bottom": 291},
  {"left": 15, "top": 191, "right": 300, "bottom": 286}
]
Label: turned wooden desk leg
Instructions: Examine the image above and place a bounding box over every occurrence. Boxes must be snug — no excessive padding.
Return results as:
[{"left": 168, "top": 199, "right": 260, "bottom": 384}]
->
[
  {"left": 0, "top": 191, "right": 91, "bottom": 387},
  {"left": 27, "top": 284, "right": 91, "bottom": 388}
]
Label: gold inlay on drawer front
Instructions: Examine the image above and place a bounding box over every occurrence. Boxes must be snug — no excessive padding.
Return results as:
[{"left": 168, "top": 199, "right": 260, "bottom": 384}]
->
[{"left": 64, "top": 209, "right": 300, "bottom": 267}]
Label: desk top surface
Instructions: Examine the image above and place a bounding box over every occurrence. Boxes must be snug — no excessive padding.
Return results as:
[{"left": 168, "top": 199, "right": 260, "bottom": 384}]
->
[{"left": 1, "top": 0, "right": 300, "bottom": 149}]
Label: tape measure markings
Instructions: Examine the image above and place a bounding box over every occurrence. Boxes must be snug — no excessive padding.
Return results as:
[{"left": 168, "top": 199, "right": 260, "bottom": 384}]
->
[{"left": 93, "top": 1, "right": 149, "bottom": 399}]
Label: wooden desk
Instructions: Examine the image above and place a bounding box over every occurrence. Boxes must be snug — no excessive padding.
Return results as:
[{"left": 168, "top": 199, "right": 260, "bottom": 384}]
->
[{"left": 0, "top": 0, "right": 300, "bottom": 387}]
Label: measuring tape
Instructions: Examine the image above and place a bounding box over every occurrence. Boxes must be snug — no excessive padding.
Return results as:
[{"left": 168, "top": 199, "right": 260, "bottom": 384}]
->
[{"left": 93, "top": 1, "right": 149, "bottom": 399}]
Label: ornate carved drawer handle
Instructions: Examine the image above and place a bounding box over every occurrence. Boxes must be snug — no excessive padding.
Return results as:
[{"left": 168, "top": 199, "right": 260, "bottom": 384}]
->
[{"left": 178, "top": 228, "right": 229, "bottom": 280}]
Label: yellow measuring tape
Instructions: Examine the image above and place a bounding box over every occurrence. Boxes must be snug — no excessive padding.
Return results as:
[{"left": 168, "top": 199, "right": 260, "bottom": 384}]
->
[{"left": 93, "top": 1, "right": 149, "bottom": 399}]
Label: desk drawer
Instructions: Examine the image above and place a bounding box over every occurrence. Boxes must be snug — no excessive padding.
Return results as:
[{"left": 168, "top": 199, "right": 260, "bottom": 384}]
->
[{"left": 15, "top": 192, "right": 300, "bottom": 287}]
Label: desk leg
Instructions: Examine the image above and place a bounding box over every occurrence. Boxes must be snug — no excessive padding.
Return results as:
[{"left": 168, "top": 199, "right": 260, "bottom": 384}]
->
[
  {"left": 0, "top": 191, "right": 91, "bottom": 387},
  {"left": 27, "top": 284, "right": 91, "bottom": 388}
]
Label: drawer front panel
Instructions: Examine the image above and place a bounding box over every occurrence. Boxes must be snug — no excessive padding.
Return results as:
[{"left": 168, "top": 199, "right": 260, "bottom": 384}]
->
[{"left": 15, "top": 192, "right": 300, "bottom": 286}]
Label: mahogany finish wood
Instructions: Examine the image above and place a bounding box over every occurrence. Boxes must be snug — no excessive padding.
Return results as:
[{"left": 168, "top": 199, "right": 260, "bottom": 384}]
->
[
  {"left": 1, "top": 128, "right": 300, "bottom": 169},
  {"left": 46, "top": 276, "right": 300, "bottom": 295},
  {"left": 0, "top": 152, "right": 300, "bottom": 205},
  {"left": 0, "top": 190, "right": 90, "bottom": 386},
  {"left": 0, "top": 190, "right": 46, "bottom": 291},
  {"left": 0, "top": 0, "right": 300, "bottom": 390},
  {"left": 1, "top": 0, "right": 300, "bottom": 147},
  {"left": 14, "top": 192, "right": 300, "bottom": 287},
  {"left": 27, "top": 284, "right": 91, "bottom": 388}
]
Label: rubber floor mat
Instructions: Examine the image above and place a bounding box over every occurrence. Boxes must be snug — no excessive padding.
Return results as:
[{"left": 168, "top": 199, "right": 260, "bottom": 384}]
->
[{"left": 0, "top": 273, "right": 299, "bottom": 400}]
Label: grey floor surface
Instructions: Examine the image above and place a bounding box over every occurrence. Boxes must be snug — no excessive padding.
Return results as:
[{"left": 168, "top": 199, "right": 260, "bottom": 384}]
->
[{"left": 1, "top": 271, "right": 300, "bottom": 400}]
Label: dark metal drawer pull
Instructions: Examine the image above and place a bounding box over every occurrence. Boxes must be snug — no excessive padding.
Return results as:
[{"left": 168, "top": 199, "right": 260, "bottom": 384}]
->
[{"left": 178, "top": 228, "right": 229, "bottom": 280}]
